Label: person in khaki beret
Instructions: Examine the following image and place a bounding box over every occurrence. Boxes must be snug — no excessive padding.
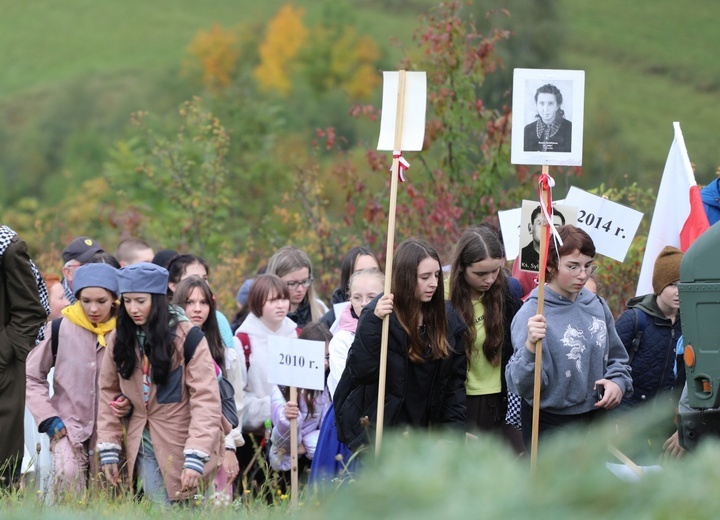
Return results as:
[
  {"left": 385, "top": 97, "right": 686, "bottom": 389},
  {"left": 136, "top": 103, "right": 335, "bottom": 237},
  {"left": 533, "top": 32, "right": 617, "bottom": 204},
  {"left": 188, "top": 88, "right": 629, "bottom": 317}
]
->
[{"left": 614, "top": 246, "right": 684, "bottom": 455}]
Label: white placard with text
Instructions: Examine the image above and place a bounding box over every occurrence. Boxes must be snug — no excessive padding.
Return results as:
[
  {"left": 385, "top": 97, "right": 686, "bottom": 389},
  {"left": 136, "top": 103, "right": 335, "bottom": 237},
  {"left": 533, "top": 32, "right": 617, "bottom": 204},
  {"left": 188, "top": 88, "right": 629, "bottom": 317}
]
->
[
  {"left": 268, "top": 336, "right": 326, "bottom": 391},
  {"left": 564, "top": 186, "right": 643, "bottom": 262}
]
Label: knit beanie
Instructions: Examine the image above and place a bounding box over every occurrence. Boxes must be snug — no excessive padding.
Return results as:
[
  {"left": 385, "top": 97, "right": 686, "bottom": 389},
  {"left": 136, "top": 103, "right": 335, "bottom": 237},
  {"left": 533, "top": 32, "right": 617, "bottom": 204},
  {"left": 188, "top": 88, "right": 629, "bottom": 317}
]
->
[{"left": 652, "top": 246, "right": 683, "bottom": 294}]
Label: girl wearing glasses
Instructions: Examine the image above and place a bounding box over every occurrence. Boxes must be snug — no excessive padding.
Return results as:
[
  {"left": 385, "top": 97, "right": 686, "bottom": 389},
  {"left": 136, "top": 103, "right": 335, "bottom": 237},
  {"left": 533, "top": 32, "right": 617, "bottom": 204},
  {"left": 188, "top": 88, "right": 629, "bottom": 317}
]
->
[
  {"left": 448, "top": 226, "right": 525, "bottom": 454},
  {"left": 267, "top": 246, "right": 328, "bottom": 328},
  {"left": 506, "top": 225, "right": 632, "bottom": 449},
  {"left": 334, "top": 238, "right": 467, "bottom": 451}
]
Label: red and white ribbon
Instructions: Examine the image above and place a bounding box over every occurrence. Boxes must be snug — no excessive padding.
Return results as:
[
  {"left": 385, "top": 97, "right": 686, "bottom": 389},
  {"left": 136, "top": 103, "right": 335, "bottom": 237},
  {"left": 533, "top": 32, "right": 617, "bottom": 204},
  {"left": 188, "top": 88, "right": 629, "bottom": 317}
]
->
[
  {"left": 391, "top": 151, "right": 410, "bottom": 182},
  {"left": 537, "top": 172, "right": 563, "bottom": 274}
]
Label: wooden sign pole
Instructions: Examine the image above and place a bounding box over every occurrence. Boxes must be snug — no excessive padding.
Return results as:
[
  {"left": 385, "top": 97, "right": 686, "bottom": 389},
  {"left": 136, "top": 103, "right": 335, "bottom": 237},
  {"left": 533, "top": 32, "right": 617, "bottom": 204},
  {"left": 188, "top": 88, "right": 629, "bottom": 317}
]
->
[
  {"left": 290, "top": 386, "right": 298, "bottom": 508},
  {"left": 530, "top": 163, "right": 550, "bottom": 472},
  {"left": 375, "top": 70, "right": 407, "bottom": 457}
]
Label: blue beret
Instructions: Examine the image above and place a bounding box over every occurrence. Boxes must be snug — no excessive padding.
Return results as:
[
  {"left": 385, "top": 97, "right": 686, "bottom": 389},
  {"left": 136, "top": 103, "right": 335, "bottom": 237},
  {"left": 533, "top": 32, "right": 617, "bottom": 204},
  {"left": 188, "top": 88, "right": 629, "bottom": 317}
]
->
[
  {"left": 73, "top": 263, "right": 119, "bottom": 299},
  {"left": 236, "top": 279, "right": 254, "bottom": 305},
  {"left": 117, "top": 262, "right": 169, "bottom": 295}
]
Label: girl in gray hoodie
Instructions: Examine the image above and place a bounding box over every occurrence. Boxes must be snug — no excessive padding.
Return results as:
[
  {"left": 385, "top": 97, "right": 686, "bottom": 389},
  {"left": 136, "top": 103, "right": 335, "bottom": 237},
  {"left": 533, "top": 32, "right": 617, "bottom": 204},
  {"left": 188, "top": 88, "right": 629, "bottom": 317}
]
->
[{"left": 507, "top": 225, "right": 632, "bottom": 449}]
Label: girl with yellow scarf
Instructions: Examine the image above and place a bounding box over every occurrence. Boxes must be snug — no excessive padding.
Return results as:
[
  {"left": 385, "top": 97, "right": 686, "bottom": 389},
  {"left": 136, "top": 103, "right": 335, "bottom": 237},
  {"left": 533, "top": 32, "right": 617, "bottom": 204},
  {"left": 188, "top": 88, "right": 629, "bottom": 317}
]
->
[{"left": 26, "top": 262, "right": 120, "bottom": 499}]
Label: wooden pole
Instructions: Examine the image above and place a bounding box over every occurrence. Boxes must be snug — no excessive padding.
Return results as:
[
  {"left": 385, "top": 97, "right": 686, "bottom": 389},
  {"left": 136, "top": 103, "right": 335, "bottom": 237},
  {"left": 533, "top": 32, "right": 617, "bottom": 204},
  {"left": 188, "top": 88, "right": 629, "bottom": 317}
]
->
[
  {"left": 290, "top": 386, "right": 298, "bottom": 508},
  {"left": 530, "top": 164, "right": 550, "bottom": 472},
  {"left": 375, "top": 70, "right": 407, "bottom": 457},
  {"left": 608, "top": 444, "right": 644, "bottom": 477}
]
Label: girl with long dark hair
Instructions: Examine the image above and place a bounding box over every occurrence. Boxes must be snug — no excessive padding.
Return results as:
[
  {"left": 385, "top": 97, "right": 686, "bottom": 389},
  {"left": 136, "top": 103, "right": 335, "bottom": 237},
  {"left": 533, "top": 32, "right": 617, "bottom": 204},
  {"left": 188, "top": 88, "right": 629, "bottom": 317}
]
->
[
  {"left": 334, "top": 238, "right": 467, "bottom": 450},
  {"left": 96, "top": 262, "right": 223, "bottom": 504},
  {"left": 172, "top": 276, "right": 243, "bottom": 497},
  {"left": 449, "top": 226, "right": 524, "bottom": 453}
]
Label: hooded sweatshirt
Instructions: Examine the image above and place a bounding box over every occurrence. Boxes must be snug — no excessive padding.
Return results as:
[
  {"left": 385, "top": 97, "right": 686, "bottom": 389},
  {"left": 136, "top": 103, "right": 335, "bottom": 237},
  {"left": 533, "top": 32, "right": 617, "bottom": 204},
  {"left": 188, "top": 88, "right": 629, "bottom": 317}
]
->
[
  {"left": 507, "top": 286, "right": 632, "bottom": 415},
  {"left": 235, "top": 313, "right": 298, "bottom": 432},
  {"left": 327, "top": 304, "right": 359, "bottom": 399}
]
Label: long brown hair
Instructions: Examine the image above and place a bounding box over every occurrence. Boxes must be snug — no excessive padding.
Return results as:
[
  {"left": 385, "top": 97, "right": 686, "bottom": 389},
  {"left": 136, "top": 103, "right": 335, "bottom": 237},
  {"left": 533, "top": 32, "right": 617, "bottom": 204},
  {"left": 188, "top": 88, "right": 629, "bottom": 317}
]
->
[
  {"left": 172, "top": 275, "right": 226, "bottom": 376},
  {"left": 450, "top": 226, "right": 507, "bottom": 366},
  {"left": 392, "top": 238, "right": 449, "bottom": 363}
]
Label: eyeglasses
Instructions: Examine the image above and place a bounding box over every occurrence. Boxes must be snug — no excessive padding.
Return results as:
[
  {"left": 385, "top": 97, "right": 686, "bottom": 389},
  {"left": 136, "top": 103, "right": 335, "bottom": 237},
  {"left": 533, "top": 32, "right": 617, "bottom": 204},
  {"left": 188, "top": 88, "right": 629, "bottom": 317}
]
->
[
  {"left": 562, "top": 264, "right": 599, "bottom": 276},
  {"left": 286, "top": 278, "right": 314, "bottom": 289}
]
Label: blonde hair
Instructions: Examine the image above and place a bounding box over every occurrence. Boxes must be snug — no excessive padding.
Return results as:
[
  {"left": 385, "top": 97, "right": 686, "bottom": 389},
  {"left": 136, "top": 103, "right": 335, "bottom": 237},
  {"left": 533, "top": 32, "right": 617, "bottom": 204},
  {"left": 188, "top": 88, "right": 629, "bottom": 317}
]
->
[{"left": 267, "top": 246, "right": 325, "bottom": 321}]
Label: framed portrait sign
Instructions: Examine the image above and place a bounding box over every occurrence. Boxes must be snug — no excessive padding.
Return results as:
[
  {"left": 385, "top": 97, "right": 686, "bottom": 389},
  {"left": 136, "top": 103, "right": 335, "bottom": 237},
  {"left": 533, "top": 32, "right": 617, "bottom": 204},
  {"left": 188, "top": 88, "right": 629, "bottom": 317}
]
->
[
  {"left": 511, "top": 68, "right": 585, "bottom": 167},
  {"left": 518, "top": 199, "right": 577, "bottom": 273}
]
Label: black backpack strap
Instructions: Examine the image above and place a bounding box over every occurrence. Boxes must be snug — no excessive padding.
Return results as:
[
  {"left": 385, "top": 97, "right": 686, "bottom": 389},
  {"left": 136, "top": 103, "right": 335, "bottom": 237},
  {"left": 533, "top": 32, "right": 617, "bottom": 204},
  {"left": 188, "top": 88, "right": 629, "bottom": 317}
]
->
[
  {"left": 183, "top": 326, "right": 205, "bottom": 366},
  {"left": 628, "top": 308, "right": 646, "bottom": 364},
  {"left": 51, "top": 317, "right": 63, "bottom": 365}
]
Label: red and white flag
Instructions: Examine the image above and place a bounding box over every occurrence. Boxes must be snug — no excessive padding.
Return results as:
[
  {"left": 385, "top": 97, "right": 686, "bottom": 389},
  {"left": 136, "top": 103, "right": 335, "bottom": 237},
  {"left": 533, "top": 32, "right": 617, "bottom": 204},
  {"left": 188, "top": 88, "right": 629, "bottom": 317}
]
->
[{"left": 636, "top": 122, "right": 710, "bottom": 295}]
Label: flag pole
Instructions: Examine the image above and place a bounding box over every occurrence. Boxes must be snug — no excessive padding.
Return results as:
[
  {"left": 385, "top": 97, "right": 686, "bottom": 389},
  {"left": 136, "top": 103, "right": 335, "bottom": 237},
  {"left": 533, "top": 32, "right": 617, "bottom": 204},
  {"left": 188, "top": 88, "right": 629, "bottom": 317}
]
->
[
  {"left": 530, "top": 163, "right": 550, "bottom": 472},
  {"left": 289, "top": 386, "right": 299, "bottom": 508},
  {"left": 375, "top": 70, "right": 407, "bottom": 457}
]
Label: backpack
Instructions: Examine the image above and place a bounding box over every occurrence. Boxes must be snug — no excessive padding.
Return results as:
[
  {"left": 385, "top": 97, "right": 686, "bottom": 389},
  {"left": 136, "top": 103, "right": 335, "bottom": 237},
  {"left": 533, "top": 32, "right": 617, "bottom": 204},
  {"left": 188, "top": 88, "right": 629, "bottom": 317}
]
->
[
  {"left": 182, "top": 326, "right": 239, "bottom": 430},
  {"left": 236, "top": 328, "right": 302, "bottom": 371},
  {"left": 627, "top": 308, "right": 647, "bottom": 364},
  {"left": 51, "top": 317, "right": 63, "bottom": 364}
]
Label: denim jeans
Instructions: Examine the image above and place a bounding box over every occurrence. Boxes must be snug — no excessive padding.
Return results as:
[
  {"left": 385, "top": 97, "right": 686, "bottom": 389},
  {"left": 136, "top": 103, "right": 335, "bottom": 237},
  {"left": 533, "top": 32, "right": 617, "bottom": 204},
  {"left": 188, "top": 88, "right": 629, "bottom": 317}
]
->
[{"left": 136, "top": 438, "right": 169, "bottom": 505}]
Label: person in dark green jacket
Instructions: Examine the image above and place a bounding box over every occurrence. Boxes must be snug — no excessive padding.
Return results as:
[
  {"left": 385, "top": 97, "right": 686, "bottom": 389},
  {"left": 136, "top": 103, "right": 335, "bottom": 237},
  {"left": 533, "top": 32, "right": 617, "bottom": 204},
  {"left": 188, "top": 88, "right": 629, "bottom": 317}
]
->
[{"left": 0, "top": 226, "right": 47, "bottom": 486}]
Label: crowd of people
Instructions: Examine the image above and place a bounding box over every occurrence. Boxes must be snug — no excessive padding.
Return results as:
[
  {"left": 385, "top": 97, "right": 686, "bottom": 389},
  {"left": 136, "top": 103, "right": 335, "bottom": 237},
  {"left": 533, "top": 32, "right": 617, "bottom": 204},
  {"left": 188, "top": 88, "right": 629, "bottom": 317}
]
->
[{"left": 0, "top": 217, "right": 708, "bottom": 505}]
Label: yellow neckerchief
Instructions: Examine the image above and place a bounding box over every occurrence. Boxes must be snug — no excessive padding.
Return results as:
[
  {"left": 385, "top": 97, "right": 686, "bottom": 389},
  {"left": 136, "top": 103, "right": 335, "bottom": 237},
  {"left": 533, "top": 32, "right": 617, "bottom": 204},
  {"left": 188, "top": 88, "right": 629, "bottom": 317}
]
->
[{"left": 61, "top": 301, "right": 117, "bottom": 347}]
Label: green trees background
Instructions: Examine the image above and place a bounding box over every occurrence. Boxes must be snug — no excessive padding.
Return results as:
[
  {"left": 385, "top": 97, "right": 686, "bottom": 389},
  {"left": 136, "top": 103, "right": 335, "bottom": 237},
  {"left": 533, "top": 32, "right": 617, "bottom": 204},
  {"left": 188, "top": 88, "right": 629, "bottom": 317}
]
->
[{"left": 1, "top": 0, "right": 717, "bottom": 316}]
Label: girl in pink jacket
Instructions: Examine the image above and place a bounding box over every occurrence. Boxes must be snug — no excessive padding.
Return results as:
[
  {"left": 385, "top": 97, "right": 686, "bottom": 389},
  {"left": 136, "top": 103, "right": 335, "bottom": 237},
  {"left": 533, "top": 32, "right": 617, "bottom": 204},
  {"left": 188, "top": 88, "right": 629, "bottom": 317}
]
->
[{"left": 26, "top": 263, "right": 119, "bottom": 498}]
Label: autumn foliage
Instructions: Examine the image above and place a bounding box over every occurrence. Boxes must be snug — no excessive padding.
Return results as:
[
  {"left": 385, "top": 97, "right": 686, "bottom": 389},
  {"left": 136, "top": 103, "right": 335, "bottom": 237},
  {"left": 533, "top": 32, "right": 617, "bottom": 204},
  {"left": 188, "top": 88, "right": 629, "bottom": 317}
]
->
[
  {"left": 254, "top": 4, "right": 308, "bottom": 95},
  {"left": 185, "top": 23, "right": 240, "bottom": 89}
]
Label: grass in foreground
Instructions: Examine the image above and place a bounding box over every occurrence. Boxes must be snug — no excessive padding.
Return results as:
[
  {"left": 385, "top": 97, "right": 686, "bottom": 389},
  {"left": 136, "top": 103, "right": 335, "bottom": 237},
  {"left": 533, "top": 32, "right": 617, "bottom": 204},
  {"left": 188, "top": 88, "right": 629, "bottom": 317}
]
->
[{"left": 6, "top": 405, "right": 720, "bottom": 519}]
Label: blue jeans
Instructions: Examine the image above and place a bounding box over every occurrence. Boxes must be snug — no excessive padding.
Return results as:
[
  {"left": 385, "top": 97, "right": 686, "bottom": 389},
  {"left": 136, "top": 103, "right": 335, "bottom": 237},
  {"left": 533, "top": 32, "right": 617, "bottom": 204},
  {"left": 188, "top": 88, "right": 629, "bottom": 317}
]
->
[{"left": 136, "top": 436, "right": 169, "bottom": 506}]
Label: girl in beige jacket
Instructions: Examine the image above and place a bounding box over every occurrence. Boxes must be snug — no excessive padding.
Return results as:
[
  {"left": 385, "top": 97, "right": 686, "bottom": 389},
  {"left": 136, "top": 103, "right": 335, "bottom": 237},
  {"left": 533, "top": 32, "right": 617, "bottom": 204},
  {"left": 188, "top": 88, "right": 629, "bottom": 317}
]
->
[{"left": 96, "top": 262, "right": 223, "bottom": 504}]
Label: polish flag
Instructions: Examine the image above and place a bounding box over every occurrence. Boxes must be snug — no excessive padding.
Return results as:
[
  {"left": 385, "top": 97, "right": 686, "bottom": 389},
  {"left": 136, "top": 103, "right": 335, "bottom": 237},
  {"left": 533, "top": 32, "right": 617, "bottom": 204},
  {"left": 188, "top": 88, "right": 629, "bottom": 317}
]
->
[{"left": 636, "top": 122, "right": 710, "bottom": 295}]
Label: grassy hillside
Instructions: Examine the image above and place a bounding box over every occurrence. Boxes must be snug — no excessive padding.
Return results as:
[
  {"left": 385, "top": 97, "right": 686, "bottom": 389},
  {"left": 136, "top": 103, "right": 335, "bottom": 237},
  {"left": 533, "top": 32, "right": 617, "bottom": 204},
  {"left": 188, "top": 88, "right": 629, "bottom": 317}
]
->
[
  {"left": 0, "top": 0, "right": 429, "bottom": 99},
  {"left": 558, "top": 0, "right": 720, "bottom": 185},
  {"left": 2, "top": 0, "right": 718, "bottom": 206}
]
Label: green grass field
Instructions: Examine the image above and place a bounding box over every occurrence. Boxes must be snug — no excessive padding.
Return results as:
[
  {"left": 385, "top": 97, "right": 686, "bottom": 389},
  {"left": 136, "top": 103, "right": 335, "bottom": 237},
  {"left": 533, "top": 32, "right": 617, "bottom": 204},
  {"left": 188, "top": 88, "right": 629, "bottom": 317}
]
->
[
  {"left": 2, "top": 0, "right": 717, "bottom": 193},
  {"left": 0, "top": 0, "right": 430, "bottom": 99},
  {"left": 559, "top": 0, "right": 720, "bottom": 182}
]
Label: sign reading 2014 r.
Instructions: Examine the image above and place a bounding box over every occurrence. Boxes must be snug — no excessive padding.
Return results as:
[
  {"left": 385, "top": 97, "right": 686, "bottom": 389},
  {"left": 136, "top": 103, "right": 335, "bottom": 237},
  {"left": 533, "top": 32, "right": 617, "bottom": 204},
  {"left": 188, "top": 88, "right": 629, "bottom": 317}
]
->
[
  {"left": 564, "top": 186, "right": 643, "bottom": 262},
  {"left": 267, "top": 336, "right": 326, "bottom": 391}
]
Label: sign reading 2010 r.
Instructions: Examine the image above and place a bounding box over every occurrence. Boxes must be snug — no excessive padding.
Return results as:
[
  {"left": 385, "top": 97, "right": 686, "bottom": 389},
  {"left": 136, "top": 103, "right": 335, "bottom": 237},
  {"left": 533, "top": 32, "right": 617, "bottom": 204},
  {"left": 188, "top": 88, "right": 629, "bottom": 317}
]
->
[{"left": 267, "top": 336, "right": 326, "bottom": 391}]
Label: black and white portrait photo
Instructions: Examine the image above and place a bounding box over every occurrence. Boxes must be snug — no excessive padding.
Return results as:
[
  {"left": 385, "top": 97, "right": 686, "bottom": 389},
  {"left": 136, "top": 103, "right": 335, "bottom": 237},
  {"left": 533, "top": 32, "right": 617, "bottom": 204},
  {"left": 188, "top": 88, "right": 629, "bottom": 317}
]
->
[
  {"left": 518, "top": 200, "right": 578, "bottom": 273},
  {"left": 511, "top": 69, "right": 585, "bottom": 167},
  {"left": 523, "top": 83, "right": 572, "bottom": 153}
]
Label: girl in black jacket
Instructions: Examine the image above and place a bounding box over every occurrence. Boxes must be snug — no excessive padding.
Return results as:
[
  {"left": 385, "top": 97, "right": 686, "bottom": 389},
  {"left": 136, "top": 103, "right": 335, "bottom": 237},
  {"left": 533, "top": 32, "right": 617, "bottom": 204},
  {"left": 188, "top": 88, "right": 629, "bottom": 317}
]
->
[{"left": 334, "top": 238, "right": 467, "bottom": 451}]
